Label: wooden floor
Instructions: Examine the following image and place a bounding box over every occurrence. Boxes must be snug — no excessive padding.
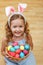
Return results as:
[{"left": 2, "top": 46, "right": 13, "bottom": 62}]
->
[{"left": 0, "top": 0, "right": 43, "bottom": 65}]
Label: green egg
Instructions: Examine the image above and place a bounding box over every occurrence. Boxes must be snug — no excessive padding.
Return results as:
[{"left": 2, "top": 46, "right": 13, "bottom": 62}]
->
[
  {"left": 25, "top": 44, "right": 30, "bottom": 50},
  {"left": 10, "top": 47, "right": 15, "bottom": 52}
]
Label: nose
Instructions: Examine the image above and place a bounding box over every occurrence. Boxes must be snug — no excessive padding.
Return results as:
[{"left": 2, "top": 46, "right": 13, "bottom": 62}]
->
[{"left": 16, "top": 27, "right": 20, "bottom": 31}]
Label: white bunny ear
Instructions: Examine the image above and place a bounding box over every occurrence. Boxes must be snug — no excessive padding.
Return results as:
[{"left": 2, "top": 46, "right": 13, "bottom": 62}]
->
[
  {"left": 18, "top": 3, "right": 27, "bottom": 12},
  {"left": 5, "top": 6, "right": 15, "bottom": 16}
]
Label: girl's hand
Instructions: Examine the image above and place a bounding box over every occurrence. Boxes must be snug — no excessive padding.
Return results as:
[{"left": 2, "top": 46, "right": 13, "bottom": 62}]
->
[
  {"left": 5, "top": 52, "right": 12, "bottom": 59},
  {"left": 2, "top": 51, "right": 12, "bottom": 60}
]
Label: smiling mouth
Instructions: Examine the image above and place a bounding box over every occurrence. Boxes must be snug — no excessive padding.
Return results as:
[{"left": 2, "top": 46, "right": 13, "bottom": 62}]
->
[{"left": 15, "top": 32, "right": 21, "bottom": 34}]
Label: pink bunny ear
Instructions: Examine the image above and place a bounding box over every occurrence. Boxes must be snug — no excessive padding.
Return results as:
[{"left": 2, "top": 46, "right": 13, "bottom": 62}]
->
[
  {"left": 18, "top": 3, "right": 27, "bottom": 12},
  {"left": 5, "top": 6, "right": 15, "bottom": 16}
]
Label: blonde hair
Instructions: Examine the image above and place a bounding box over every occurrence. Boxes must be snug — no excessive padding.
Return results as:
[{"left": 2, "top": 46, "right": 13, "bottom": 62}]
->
[{"left": 5, "top": 14, "right": 33, "bottom": 50}]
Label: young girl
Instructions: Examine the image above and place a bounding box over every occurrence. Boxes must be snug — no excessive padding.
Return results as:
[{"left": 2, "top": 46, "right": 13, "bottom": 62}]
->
[{"left": 1, "top": 4, "right": 36, "bottom": 65}]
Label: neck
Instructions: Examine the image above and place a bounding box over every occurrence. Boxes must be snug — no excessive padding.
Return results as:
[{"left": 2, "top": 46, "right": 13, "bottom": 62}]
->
[{"left": 12, "top": 34, "right": 25, "bottom": 42}]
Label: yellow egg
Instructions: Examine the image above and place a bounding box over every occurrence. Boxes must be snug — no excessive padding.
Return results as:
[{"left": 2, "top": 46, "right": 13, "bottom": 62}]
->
[
  {"left": 20, "top": 46, "right": 24, "bottom": 50},
  {"left": 8, "top": 45, "right": 12, "bottom": 51}
]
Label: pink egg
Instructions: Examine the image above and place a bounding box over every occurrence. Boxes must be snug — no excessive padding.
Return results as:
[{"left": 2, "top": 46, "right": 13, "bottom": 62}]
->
[
  {"left": 23, "top": 50, "right": 29, "bottom": 55},
  {"left": 12, "top": 42, "right": 18, "bottom": 46},
  {"left": 8, "top": 51, "right": 16, "bottom": 57},
  {"left": 15, "top": 54, "right": 20, "bottom": 58},
  {"left": 16, "top": 49, "right": 21, "bottom": 54}
]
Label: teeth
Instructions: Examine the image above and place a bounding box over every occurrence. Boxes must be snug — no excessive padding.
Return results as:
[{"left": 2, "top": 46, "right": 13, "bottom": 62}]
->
[{"left": 16, "top": 32, "right": 20, "bottom": 33}]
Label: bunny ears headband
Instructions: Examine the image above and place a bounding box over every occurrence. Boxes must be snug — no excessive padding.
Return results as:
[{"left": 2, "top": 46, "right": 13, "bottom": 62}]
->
[{"left": 5, "top": 3, "right": 27, "bottom": 27}]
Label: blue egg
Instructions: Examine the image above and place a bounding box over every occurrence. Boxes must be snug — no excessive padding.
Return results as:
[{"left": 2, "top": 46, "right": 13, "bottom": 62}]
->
[
  {"left": 25, "top": 44, "right": 30, "bottom": 50},
  {"left": 20, "top": 52, "right": 25, "bottom": 58},
  {"left": 10, "top": 47, "right": 15, "bottom": 52},
  {"left": 14, "top": 46, "right": 20, "bottom": 50}
]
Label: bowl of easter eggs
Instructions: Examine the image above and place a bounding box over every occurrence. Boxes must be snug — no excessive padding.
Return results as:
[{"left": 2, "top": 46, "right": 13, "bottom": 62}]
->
[{"left": 6, "top": 42, "right": 30, "bottom": 61}]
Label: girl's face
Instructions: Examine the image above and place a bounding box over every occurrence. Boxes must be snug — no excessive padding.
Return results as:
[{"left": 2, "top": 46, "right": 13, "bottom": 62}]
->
[{"left": 10, "top": 18, "right": 25, "bottom": 37}]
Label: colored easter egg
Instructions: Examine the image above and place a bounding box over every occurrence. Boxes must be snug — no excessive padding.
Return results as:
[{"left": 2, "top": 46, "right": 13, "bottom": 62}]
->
[
  {"left": 15, "top": 54, "right": 20, "bottom": 58},
  {"left": 20, "top": 52, "right": 25, "bottom": 58},
  {"left": 23, "top": 50, "right": 29, "bottom": 55},
  {"left": 20, "top": 45, "right": 24, "bottom": 50},
  {"left": 25, "top": 44, "right": 30, "bottom": 50},
  {"left": 16, "top": 49, "right": 21, "bottom": 54},
  {"left": 8, "top": 45, "right": 12, "bottom": 51},
  {"left": 8, "top": 51, "right": 16, "bottom": 57},
  {"left": 10, "top": 47, "right": 15, "bottom": 52},
  {"left": 14, "top": 46, "right": 20, "bottom": 50},
  {"left": 12, "top": 42, "right": 18, "bottom": 46}
]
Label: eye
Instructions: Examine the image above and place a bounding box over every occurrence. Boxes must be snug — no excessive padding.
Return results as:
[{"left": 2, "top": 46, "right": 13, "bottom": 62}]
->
[
  {"left": 13, "top": 26, "right": 17, "bottom": 28},
  {"left": 19, "top": 26, "right": 23, "bottom": 27}
]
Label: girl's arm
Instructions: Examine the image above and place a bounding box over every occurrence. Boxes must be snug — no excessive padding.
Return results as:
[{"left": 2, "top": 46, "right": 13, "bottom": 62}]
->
[
  {"left": 26, "top": 34, "right": 33, "bottom": 50},
  {"left": 1, "top": 37, "right": 13, "bottom": 60},
  {"left": 1, "top": 37, "right": 8, "bottom": 56}
]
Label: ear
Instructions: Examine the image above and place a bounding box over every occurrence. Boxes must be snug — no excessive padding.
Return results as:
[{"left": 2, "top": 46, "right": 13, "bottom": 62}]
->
[
  {"left": 18, "top": 3, "right": 27, "bottom": 12},
  {"left": 5, "top": 6, "right": 15, "bottom": 16}
]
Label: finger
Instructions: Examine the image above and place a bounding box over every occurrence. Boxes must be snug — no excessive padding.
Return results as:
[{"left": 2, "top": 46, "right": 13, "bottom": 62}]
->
[
  {"left": 9, "top": 57, "right": 12, "bottom": 60},
  {"left": 5, "top": 55, "right": 9, "bottom": 58},
  {"left": 5, "top": 52, "right": 9, "bottom": 56}
]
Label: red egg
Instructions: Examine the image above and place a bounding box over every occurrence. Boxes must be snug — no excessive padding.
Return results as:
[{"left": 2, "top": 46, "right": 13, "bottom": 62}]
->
[
  {"left": 23, "top": 50, "right": 29, "bottom": 55},
  {"left": 8, "top": 51, "right": 16, "bottom": 57},
  {"left": 15, "top": 54, "right": 20, "bottom": 58},
  {"left": 8, "top": 51, "right": 11, "bottom": 55},
  {"left": 16, "top": 49, "right": 21, "bottom": 54},
  {"left": 12, "top": 42, "right": 18, "bottom": 46}
]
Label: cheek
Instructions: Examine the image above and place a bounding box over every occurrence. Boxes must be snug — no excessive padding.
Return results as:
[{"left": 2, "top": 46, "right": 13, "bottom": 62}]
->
[
  {"left": 11, "top": 28, "right": 15, "bottom": 32},
  {"left": 21, "top": 28, "right": 25, "bottom": 32}
]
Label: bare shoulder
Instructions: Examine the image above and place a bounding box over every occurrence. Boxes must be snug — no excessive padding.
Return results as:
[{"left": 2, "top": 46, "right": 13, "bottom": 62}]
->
[
  {"left": 1, "top": 37, "right": 8, "bottom": 48},
  {"left": 28, "top": 34, "right": 32, "bottom": 40},
  {"left": 2, "top": 37, "right": 8, "bottom": 43},
  {"left": 1, "top": 37, "right": 8, "bottom": 53}
]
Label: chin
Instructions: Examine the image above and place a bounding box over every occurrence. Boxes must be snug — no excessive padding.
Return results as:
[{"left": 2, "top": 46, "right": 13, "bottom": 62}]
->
[{"left": 14, "top": 34, "right": 21, "bottom": 37}]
